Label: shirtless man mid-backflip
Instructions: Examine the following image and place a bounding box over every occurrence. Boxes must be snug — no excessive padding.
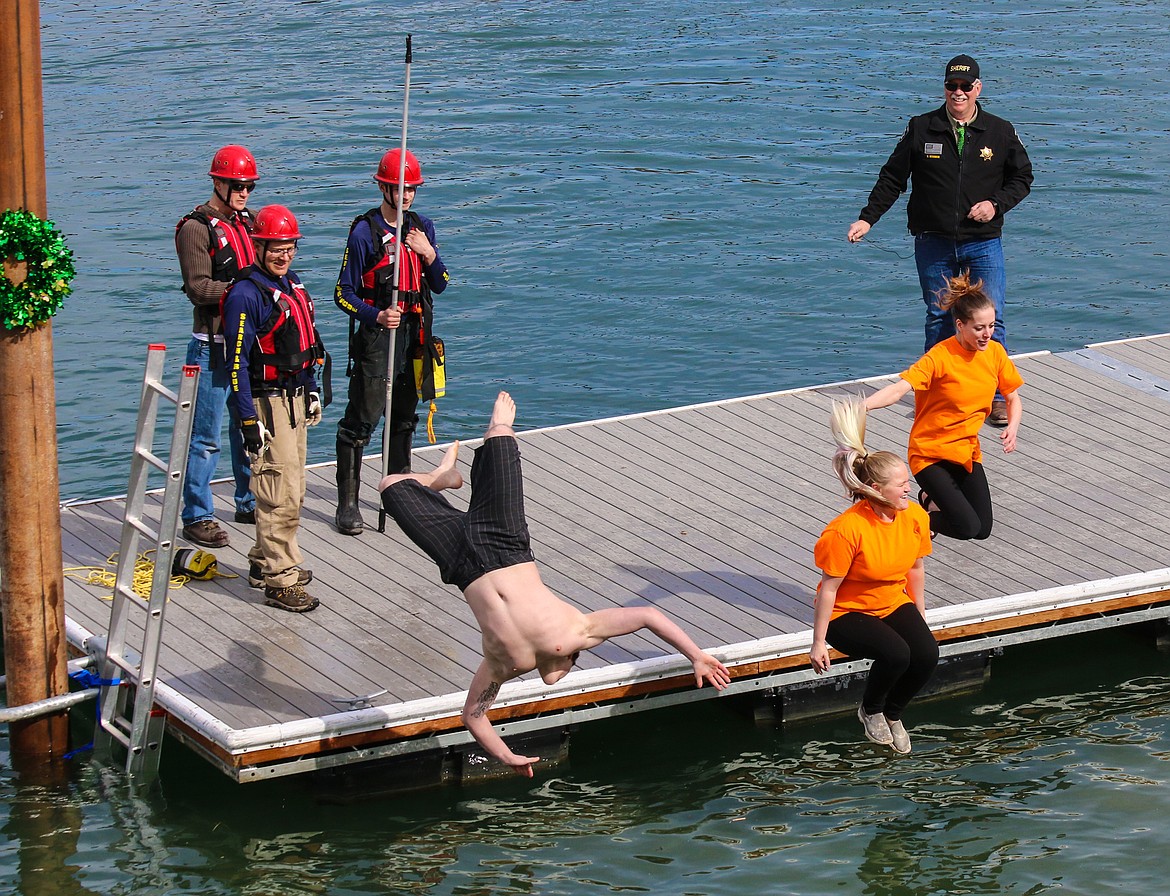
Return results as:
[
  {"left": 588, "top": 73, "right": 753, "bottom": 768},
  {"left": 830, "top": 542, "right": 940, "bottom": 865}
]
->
[{"left": 380, "top": 391, "right": 731, "bottom": 776}]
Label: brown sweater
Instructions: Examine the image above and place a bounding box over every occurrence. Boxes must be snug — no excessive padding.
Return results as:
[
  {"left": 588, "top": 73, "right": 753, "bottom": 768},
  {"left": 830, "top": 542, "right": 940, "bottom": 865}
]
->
[{"left": 175, "top": 201, "right": 251, "bottom": 335}]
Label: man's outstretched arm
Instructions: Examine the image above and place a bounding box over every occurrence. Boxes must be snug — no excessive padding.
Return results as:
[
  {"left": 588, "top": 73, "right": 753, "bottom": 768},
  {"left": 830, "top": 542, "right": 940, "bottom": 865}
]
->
[
  {"left": 460, "top": 660, "right": 541, "bottom": 778},
  {"left": 583, "top": 607, "right": 732, "bottom": 689}
]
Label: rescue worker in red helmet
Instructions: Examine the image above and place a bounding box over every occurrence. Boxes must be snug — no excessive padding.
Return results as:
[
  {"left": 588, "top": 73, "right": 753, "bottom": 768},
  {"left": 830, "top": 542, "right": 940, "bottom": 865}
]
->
[
  {"left": 331, "top": 147, "right": 450, "bottom": 535},
  {"left": 174, "top": 144, "right": 260, "bottom": 550},
  {"left": 223, "top": 204, "right": 327, "bottom": 612}
]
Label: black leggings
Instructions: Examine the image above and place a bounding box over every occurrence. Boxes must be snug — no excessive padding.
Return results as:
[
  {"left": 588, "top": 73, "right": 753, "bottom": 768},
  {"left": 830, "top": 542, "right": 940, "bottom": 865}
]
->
[
  {"left": 915, "top": 460, "right": 993, "bottom": 540},
  {"left": 826, "top": 603, "right": 939, "bottom": 721}
]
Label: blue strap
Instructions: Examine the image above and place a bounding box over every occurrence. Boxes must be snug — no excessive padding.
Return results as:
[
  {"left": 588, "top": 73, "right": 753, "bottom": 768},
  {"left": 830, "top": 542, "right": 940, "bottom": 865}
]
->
[
  {"left": 63, "top": 741, "right": 94, "bottom": 760},
  {"left": 70, "top": 669, "right": 121, "bottom": 688}
]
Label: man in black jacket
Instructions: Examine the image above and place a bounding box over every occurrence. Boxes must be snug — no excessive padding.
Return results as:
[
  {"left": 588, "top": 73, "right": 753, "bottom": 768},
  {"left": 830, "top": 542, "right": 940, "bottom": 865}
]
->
[{"left": 847, "top": 55, "right": 1033, "bottom": 425}]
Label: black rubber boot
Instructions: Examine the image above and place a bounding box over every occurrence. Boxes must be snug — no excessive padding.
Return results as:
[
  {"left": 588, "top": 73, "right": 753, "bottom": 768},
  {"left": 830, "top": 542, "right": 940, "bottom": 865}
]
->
[
  {"left": 335, "top": 441, "right": 364, "bottom": 536},
  {"left": 386, "top": 419, "right": 416, "bottom": 475}
]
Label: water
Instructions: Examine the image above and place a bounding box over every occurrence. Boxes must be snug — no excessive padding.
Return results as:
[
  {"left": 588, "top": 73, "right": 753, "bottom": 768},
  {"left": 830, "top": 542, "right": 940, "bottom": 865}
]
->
[
  {"left": 4, "top": 0, "right": 1170, "bottom": 891},
  {"left": 3, "top": 630, "right": 1169, "bottom": 893}
]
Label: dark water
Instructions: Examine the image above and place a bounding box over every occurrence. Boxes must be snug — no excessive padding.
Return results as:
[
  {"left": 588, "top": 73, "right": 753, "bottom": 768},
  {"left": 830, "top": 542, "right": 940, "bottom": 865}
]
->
[
  {"left": 5, "top": 0, "right": 1170, "bottom": 892},
  {"left": 3, "top": 630, "right": 1169, "bottom": 893}
]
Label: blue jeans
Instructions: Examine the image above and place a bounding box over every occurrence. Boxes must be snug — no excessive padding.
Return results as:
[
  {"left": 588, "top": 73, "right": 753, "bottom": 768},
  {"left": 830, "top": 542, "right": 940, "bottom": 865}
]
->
[
  {"left": 914, "top": 234, "right": 1007, "bottom": 354},
  {"left": 182, "top": 337, "right": 254, "bottom": 525}
]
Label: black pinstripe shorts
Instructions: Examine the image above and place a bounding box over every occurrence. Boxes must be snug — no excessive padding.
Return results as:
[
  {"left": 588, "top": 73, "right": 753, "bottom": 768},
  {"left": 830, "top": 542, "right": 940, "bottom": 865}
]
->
[{"left": 381, "top": 436, "right": 535, "bottom": 591}]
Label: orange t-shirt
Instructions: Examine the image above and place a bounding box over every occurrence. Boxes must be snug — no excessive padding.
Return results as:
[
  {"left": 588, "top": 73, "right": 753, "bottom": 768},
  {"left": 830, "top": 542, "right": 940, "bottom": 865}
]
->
[
  {"left": 900, "top": 338, "right": 1024, "bottom": 475},
  {"left": 814, "top": 501, "right": 932, "bottom": 620}
]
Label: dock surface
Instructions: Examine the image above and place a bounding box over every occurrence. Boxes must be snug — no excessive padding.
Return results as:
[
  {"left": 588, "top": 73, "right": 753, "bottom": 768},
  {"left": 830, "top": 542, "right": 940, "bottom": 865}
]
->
[{"left": 60, "top": 335, "right": 1170, "bottom": 780}]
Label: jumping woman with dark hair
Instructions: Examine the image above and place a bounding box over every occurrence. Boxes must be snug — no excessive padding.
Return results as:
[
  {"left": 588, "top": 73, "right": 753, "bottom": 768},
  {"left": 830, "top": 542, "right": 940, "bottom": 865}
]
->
[{"left": 865, "top": 272, "right": 1024, "bottom": 540}]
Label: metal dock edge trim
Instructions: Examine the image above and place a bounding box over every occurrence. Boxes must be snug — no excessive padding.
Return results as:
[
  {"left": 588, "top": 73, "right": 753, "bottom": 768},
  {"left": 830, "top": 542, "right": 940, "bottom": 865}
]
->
[{"left": 70, "top": 570, "right": 1170, "bottom": 782}]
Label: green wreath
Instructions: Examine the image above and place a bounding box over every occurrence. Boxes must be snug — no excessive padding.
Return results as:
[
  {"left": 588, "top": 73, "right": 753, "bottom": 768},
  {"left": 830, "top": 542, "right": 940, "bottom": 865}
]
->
[{"left": 0, "top": 208, "right": 76, "bottom": 330}]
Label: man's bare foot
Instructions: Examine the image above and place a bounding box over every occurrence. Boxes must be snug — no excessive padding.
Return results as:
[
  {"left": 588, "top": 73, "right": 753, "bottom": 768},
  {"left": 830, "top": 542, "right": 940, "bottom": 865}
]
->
[
  {"left": 485, "top": 391, "right": 517, "bottom": 439},
  {"left": 430, "top": 441, "right": 463, "bottom": 491},
  {"left": 378, "top": 442, "right": 463, "bottom": 493}
]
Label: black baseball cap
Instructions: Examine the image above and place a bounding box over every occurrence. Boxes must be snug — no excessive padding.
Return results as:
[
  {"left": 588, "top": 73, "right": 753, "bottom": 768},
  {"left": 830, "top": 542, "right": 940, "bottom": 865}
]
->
[{"left": 945, "top": 55, "right": 980, "bottom": 82}]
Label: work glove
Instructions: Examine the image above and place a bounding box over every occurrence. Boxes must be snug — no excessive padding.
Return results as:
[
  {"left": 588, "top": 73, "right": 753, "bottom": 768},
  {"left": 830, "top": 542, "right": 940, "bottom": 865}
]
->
[
  {"left": 306, "top": 391, "right": 323, "bottom": 427},
  {"left": 241, "top": 418, "right": 272, "bottom": 456}
]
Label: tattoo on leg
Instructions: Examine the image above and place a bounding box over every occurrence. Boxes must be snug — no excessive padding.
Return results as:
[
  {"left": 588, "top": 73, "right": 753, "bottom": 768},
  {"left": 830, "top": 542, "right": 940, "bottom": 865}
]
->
[{"left": 471, "top": 681, "right": 500, "bottom": 718}]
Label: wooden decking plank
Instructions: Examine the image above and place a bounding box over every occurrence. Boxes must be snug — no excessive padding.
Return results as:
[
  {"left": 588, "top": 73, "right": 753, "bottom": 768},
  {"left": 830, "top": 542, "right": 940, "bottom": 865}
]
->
[
  {"left": 58, "top": 513, "right": 325, "bottom": 727},
  {"left": 61, "top": 497, "right": 462, "bottom": 716},
  {"left": 725, "top": 393, "right": 1050, "bottom": 598},
  {"left": 61, "top": 513, "right": 401, "bottom": 722},
  {"left": 1014, "top": 364, "right": 1170, "bottom": 495},
  {"left": 990, "top": 417, "right": 1170, "bottom": 569},
  {"left": 512, "top": 476, "right": 765, "bottom": 646},
  {"left": 524, "top": 428, "right": 815, "bottom": 628},
  {"left": 1027, "top": 356, "right": 1170, "bottom": 463},
  {"left": 542, "top": 416, "right": 827, "bottom": 599},
  {"left": 57, "top": 334, "right": 1170, "bottom": 777},
  {"left": 226, "top": 458, "right": 493, "bottom": 690},
  {"left": 540, "top": 415, "right": 820, "bottom": 584},
  {"left": 618, "top": 407, "right": 842, "bottom": 543},
  {"left": 510, "top": 429, "right": 775, "bottom": 644},
  {"left": 1087, "top": 335, "right": 1170, "bottom": 382}
]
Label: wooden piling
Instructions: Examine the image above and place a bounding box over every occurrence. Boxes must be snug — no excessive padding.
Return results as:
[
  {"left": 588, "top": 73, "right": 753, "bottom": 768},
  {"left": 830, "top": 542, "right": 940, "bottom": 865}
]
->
[{"left": 0, "top": 0, "right": 71, "bottom": 761}]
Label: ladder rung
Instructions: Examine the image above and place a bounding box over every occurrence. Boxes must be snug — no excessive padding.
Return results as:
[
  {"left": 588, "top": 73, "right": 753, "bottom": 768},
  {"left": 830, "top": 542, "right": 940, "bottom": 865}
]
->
[
  {"left": 100, "top": 719, "right": 132, "bottom": 750},
  {"left": 147, "top": 381, "right": 180, "bottom": 404},
  {"left": 126, "top": 514, "right": 159, "bottom": 542},
  {"left": 102, "top": 645, "right": 140, "bottom": 673},
  {"left": 136, "top": 448, "right": 169, "bottom": 474},
  {"left": 114, "top": 583, "right": 148, "bottom": 609}
]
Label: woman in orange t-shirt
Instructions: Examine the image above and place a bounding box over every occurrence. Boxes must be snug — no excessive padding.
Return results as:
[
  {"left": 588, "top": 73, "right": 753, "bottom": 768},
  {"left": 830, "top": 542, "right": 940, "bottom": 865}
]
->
[
  {"left": 865, "top": 273, "right": 1024, "bottom": 540},
  {"left": 810, "top": 399, "right": 937, "bottom": 754}
]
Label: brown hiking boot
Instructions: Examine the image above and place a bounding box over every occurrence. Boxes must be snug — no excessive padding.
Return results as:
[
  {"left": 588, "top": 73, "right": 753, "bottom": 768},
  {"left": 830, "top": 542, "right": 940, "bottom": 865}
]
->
[
  {"left": 182, "top": 519, "right": 229, "bottom": 548},
  {"left": 249, "top": 563, "right": 313, "bottom": 589},
  {"left": 264, "top": 582, "right": 319, "bottom": 613},
  {"left": 986, "top": 398, "right": 1008, "bottom": 427}
]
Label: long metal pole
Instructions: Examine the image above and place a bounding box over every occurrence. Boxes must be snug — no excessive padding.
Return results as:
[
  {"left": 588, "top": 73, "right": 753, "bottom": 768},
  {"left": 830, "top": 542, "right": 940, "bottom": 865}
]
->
[
  {"left": 378, "top": 34, "right": 412, "bottom": 533},
  {"left": 0, "top": 0, "right": 71, "bottom": 763}
]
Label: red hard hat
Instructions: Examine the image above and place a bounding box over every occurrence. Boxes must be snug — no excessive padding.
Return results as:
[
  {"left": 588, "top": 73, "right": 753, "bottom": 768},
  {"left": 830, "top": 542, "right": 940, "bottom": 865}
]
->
[
  {"left": 375, "top": 148, "right": 425, "bottom": 186},
  {"left": 251, "top": 205, "right": 302, "bottom": 241},
  {"left": 209, "top": 145, "right": 259, "bottom": 182}
]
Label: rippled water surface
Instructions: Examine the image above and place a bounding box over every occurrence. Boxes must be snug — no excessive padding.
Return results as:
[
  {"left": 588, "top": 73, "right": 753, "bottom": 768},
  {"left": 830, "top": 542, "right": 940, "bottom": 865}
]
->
[
  {"left": 3, "top": 631, "right": 1169, "bottom": 893},
  {"left": 39, "top": 0, "right": 1170, "bottom": 499},
  {"left": 6, "top": 0, "right": 1170, "bottom": 892}
]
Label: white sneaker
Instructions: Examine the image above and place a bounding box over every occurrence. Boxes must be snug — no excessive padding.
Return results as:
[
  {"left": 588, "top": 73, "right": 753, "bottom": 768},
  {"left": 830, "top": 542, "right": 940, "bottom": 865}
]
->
[
  {"left": 887, "top": 718, "right": 912, "bottom": 754},
  {"left": 858, "top": 707, "right": 893, "bottom": 745}
]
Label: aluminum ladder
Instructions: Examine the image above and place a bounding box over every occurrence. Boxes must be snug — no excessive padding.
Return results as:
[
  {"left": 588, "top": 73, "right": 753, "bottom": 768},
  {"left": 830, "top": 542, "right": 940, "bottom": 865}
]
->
[{"left": 91, "top": 344, "right": 199, "bottom": 781}]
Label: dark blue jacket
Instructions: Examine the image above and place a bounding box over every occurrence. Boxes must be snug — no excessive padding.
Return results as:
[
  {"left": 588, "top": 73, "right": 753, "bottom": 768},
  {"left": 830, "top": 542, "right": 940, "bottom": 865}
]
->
[
  {"left": 334, "top": 209, "right": 448, "bottom": 328},
  {"left": 223, "top": 267, "right": 319, "bottom": 423}
]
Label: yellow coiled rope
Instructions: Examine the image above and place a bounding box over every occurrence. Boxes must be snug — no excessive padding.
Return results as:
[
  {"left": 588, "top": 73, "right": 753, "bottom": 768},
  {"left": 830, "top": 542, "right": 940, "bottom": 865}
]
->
[{"left": 63, "top": 550, "right": 236, "bottom": 601}]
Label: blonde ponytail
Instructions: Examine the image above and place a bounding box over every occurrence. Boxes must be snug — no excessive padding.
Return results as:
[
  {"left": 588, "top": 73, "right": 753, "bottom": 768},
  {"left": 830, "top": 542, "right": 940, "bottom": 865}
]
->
[{"left": 829, "top": 396, "right": 903, "bottom": 505}]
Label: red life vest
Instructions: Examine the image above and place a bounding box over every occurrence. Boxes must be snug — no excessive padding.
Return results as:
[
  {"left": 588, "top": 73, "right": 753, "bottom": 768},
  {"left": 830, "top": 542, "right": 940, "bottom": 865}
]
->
[
  {"left": 241, "top": 271, "right": 324, "bottom": 385},
  {"left": 353, "top": 208, "right": 429, "bottom": 313},
  {"left": 176, "top": 206, "right": 256, "bottom": 287}
]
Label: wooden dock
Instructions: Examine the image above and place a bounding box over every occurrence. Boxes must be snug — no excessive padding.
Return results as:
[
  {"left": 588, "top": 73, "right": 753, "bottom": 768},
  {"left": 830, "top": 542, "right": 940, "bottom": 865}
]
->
[{"left": 59, "top": 334, "right": 1170, "bottom": 782}]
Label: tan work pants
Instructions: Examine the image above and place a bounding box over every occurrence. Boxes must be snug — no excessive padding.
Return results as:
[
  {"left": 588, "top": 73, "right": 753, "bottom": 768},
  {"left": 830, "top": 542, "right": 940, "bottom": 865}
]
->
[{"left": 248, "top": 391, "right": 308, "bottom": 588}]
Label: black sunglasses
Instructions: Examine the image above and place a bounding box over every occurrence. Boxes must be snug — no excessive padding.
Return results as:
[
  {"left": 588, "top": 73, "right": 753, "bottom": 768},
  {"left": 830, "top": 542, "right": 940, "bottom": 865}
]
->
[
  {"left": 945, "top": 81, "right": 975, "bottom": 93},
  {"left": 228, "top": 181, "right": 256, "bottom": 193}
]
